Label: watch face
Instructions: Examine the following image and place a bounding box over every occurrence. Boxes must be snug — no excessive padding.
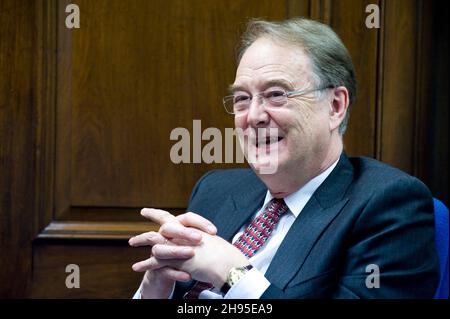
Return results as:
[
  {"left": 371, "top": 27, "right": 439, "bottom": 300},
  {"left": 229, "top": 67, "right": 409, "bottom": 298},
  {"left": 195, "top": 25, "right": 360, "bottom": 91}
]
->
[{"left": 228, "top": 267, "right": 248, "bottom": 286}]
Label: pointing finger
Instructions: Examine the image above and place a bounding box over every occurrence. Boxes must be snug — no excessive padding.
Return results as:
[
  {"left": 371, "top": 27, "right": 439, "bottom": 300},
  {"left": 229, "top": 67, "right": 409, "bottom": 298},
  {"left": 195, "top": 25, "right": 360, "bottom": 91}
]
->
[{"left": 140, "top": 208, "right": 178, "bottom": 225}]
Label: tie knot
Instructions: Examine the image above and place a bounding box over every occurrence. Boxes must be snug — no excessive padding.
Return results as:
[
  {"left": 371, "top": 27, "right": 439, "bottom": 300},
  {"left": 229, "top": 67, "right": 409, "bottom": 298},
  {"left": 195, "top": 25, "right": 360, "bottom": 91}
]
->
[{"left": 267, "top": 198, "right": 288, "bottom": 217}]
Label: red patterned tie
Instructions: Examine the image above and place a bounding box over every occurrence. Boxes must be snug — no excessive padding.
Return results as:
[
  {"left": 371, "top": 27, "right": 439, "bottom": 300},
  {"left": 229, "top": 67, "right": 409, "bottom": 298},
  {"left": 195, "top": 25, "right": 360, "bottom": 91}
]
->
[{"left": 183, "top": 198, "right": 288, "bottom": 299}]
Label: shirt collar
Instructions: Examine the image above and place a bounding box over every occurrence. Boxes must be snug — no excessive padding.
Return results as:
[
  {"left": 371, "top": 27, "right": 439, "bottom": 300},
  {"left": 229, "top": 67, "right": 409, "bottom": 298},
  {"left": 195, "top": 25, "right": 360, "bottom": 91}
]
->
[{"left": 262, "top": 159, "right": 339, "bottom": 218}]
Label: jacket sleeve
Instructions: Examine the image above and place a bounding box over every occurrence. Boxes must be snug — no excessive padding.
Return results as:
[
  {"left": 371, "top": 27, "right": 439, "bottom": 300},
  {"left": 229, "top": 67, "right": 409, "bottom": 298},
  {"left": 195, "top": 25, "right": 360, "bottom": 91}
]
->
[
  {"left": 171, "top": 170, "right": 218, "bottom": 299},
  {"left": 332, "top": 176, "right": 439, "bottom": 298}
]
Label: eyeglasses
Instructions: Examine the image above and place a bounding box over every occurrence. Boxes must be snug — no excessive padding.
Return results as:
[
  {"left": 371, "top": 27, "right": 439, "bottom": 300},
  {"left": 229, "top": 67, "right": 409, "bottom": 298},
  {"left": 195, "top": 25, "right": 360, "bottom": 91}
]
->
[{"left": 222, "top": 85, "right": 335, "bottom": 115}]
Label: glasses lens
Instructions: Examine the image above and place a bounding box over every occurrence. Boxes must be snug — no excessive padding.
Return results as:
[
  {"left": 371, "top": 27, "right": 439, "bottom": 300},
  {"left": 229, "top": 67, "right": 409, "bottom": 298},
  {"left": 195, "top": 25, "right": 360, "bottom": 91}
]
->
[
  {"left": 223, "top": 96, "right": 235, "bottom": 114},
  {"left": 265, "top": 90, "right": 287, "bottom": 106},
  {"left": 233, "top": 94, "right": 251, "bottom": 113}
]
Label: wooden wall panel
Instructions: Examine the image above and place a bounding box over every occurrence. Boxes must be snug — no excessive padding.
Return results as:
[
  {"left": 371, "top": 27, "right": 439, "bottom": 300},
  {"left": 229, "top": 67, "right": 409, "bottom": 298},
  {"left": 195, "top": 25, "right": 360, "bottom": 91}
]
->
[
  {"left": 329, "top": 0, "right": 379, "bottom": 157},
  {"left": 0, "top": 0, "right": 37, "bottom": 298},
  {"left": 35, "top": 0, "right": 57, "bottom": 240},
  {"left": 379, "top": 0, "right": 418, "bottom": 173},
  {"left": 31, "top": 242, "right": 149, "bottom": 298}
]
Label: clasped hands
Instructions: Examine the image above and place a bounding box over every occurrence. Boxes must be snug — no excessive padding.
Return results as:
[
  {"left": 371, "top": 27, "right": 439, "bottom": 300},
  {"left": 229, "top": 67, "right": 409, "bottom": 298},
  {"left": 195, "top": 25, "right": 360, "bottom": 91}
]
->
[{"left": 129, "top": 208, "right": 249, "bottom": 298}]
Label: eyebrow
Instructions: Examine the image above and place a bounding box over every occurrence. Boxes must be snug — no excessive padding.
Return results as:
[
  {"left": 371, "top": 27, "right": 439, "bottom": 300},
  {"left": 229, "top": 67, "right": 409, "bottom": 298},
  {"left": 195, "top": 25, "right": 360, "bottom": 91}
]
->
[{"left": 228, "top": 79, "right": 295, "bottom": 94}]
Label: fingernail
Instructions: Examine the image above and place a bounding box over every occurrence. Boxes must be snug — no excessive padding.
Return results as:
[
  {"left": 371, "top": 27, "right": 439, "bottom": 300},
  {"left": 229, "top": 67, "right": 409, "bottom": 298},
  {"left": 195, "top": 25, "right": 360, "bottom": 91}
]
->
[{"left": 207, "top": 225, "right": 217, "bottom": 233}]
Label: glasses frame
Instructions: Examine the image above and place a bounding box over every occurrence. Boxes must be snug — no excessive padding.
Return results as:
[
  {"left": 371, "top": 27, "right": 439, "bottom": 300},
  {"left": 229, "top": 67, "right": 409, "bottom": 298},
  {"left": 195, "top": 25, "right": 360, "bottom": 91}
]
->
[{"left": 222, "top": 84, "right": 335, "bottom": 115}]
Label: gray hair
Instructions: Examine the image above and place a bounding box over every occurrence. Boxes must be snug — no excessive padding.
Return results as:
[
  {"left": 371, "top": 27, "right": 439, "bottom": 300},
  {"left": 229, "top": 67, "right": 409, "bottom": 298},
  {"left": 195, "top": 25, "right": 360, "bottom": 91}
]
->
[{"left": 237, "top": 17, "right": 356, "bottom": 135}]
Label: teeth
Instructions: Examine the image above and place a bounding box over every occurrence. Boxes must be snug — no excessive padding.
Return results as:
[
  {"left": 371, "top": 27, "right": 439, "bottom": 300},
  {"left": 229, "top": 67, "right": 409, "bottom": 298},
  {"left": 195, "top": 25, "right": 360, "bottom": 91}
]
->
[{"left": 256, "top": 136, "right": 282, "bottom": 146}]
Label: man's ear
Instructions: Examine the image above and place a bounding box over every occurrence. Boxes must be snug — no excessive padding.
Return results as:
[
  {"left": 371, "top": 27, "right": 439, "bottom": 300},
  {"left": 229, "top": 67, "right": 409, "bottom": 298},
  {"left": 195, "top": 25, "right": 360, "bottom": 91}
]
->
[{"left": 329, "top": 86, "right": 349, "bottom": 132}]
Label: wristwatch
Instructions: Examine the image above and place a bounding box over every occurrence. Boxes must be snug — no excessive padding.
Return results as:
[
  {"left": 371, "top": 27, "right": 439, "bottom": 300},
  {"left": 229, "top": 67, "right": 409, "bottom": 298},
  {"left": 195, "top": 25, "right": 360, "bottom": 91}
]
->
[{"left": 220, "top": 264, "right": 253, "bottom": 295}]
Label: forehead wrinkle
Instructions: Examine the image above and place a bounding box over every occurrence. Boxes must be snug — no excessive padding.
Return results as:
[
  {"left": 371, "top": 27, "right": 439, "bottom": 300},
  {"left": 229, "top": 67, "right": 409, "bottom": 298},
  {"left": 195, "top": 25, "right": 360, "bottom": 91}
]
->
[
  {"left": 235, "top": 38, "right": 317, "bottom": 90},
  {"left": 232, "top": 68, "right": 312, "bottom": 94},
  {"left": 234, "top": 65, "right": 297, "bottom": 86},
  {"left": 235, "top": 59, "right": 314, "bottom": 90},
  {"left": 236, "top": 63, "right": 298, "bottom": 77}
]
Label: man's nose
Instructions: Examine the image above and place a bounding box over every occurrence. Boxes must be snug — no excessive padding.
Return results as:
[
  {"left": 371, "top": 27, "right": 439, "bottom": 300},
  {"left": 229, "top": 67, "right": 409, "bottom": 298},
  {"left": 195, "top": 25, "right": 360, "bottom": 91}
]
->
[{"left": 246, "top": 96, "right": 269, "bottom": 127}]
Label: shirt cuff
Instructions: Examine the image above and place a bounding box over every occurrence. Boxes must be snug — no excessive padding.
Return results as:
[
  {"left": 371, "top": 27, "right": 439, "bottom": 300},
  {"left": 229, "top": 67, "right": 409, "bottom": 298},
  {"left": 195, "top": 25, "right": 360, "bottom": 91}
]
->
[
  {"left": 132, "top": 283, "right": 175, "bottom": 299},
  {"left": 223, "top": 267, "right": 270, "bottom": 299},
  {"left": 132, "top": 287, "right": 142, "bottom": 299}
]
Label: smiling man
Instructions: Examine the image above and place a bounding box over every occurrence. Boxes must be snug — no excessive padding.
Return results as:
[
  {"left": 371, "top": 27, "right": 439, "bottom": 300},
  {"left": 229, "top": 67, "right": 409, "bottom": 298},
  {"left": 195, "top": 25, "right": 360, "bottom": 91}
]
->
[{"left": 129, "top": 18, "right": 439, "bottom": 299}]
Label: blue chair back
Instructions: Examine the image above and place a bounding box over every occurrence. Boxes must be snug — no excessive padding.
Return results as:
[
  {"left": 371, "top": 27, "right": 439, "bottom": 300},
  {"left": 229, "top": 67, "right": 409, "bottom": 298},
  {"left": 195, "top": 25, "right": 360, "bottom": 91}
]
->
[{"left": 433, "top": 198, "right": 449, "bottom": 299}]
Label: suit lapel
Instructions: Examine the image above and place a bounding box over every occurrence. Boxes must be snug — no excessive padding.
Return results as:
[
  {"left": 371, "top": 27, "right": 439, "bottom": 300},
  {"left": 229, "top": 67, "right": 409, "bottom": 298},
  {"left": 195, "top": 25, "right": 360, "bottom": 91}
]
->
[
  {"left": 265, "top": 153, "right": 354, "bottom": 289},
  {"left": 213, "top": 175, "right": 267, "bottom": 242},
  {"left": 265, "top": 196, "right": 349, "bottom": 289}
]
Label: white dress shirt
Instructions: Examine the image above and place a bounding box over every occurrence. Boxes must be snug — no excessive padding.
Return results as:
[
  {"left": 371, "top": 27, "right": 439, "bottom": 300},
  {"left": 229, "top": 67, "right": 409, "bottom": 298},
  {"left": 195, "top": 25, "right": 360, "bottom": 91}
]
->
[{"left": 134, "top": 159, "right": 338, "bottom": 299}]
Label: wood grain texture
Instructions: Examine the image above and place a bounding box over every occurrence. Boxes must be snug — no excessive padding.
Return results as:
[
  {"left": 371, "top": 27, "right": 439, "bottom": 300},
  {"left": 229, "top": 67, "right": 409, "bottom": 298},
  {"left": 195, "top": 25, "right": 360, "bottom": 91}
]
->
[
  {"left": 329, "top": 0, "right": 380, "bottom": 157},
  {"left": 31, "top": 243, "right": 149, "bottom": 298},
  {"left": 379, "top": 0, "right": 418, "bottom": 173},
  {"left": 37, "top": 221, "right": 157, "bottom": 240},
  {"left": 413, "top": 0, "right": 432, "bottom": 183},
  {"left": 287, "top": 0, "right": 310, "bottom": 18},
  {"left": 310, "top": 0, "right": 332, "bottom": 23},
  {"left": 0, "top": 0, "right": 37, "bottom": 298},
  {"left": 34, "top": 0, "right": 57, "bottom": 238}
]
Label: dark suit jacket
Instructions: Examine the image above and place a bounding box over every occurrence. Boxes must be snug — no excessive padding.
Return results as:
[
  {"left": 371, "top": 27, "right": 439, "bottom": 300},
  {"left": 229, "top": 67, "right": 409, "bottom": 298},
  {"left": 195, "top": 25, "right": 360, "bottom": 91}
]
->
[{"left": 173, "top": 154, "right": 439, "bottom": 298}]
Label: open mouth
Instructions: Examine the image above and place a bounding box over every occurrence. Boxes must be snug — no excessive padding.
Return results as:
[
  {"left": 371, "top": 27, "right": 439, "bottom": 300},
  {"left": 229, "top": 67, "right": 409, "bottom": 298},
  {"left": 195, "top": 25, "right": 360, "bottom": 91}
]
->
[{"left": 255, "top": 136, "right": 284, "bottom": 148}]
